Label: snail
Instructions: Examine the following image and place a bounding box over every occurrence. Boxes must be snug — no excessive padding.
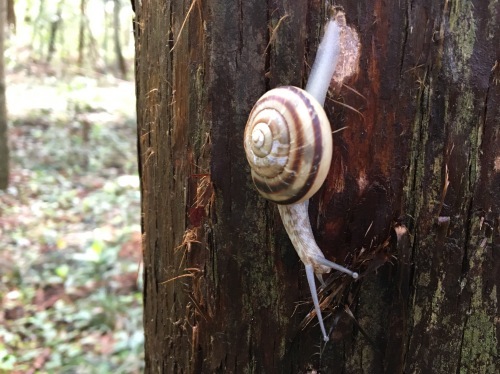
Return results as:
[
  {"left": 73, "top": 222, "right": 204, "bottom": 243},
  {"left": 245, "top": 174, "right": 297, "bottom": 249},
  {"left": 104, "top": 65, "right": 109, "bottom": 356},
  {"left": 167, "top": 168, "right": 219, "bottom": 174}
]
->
[{"left": 244, "top": 16, "right": 358, "bottom": 342}]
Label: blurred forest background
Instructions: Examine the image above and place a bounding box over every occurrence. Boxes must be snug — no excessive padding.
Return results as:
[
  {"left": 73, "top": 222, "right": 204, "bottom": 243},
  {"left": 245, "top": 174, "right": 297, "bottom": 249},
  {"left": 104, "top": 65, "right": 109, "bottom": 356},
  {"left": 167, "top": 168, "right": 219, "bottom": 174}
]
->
[{"left": 0, "top": 0, "right": 143, "bottom": 372}]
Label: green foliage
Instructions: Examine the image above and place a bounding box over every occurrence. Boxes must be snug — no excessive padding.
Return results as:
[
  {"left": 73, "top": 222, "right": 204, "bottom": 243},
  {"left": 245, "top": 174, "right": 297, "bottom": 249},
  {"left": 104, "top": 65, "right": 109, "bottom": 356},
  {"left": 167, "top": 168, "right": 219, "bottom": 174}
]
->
[{"left": 0, "top": 75, "right": 143, "bottom": 372}]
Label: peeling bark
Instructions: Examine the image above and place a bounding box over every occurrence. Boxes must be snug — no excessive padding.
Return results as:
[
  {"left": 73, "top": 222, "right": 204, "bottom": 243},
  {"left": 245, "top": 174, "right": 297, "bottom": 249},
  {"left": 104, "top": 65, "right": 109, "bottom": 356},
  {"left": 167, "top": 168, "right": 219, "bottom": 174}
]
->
[{"left": 134, "top": 0, "right": 499, "bottom": 372}]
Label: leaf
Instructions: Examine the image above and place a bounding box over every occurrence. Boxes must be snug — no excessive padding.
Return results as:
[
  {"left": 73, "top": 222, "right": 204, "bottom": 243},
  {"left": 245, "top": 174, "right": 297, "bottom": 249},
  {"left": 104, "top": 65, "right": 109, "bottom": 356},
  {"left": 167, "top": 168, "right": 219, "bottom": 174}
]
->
[
  {"left": 91, "top": 240, "right": 104, "bottom": 257},
  {"left": 55, "top": 264, "right": 69, "bottom": 279}
]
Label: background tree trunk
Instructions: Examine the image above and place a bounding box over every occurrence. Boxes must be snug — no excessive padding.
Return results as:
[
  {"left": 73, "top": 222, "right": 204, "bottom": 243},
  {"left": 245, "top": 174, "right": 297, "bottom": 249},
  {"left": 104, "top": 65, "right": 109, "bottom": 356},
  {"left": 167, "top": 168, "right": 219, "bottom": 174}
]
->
[
  {"left": 133, "top": 0, "right": 499, "bottom": 372},
  {"left": 47, "top": 0, "right": 64, "bottom": 63},
  {"left": 0, "top": 0, "right": 8, "bottom": 190},
  {"left": 77, "top": 0, "right": 86, "bottom": 67},
  {"left": 113, "top": 0, "right": 126, "bottom": 78}
]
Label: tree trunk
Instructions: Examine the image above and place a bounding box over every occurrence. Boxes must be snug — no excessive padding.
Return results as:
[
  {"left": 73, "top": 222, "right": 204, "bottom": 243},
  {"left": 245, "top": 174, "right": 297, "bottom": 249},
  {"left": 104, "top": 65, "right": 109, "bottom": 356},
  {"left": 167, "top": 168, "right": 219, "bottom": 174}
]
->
[
  {"left": 47, "top": 0, "right": 64, "bottom": 63},
  {"left": 113, "top": 0, "right": 126, "bottom": 78},
  {"left": 133, "top": 0, "right": 499, "bottom": 372},
  {"left": 77, "top": 0, "right": 86, "bottom": 67},
  {"left": 0, "top": 0, "right": 8, "bottom": 190}
]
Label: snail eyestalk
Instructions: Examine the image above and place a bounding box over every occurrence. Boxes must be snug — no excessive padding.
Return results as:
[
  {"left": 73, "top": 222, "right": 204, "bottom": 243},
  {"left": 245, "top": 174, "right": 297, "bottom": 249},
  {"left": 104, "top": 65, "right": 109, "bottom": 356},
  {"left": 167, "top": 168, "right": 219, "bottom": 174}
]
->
[
  {"left": 306, "top": 19, "right": 341, "bottom": 106},
  {"left": 305, "top": 264, "right": 329, "bottom": 342},
  {"left": 312, "top": 255, "right": 359, "bottom": 279}
]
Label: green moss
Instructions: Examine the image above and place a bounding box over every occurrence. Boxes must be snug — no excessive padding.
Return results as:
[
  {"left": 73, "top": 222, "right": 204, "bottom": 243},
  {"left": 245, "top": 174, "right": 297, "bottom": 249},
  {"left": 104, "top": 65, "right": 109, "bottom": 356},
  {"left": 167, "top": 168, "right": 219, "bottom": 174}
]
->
[
  {"left": 459, "top": 219, "right": 498, "bottom": 372},
  {"left": 460, "top": 304, "right": 498, "bottom": 373},
  {"left": 449, "top": 1, "right": 476, "bottom": 79},
  {"left": 413, "top": 305, "right": 423, "bottom": 326},
  {"left": 459, "top": 90, "right": 483, "bottom": 193},
  {"left": 429, "top": 278, "right": 444, "bottom": 327},
  {"left": 445, "top": 87, "right": 480, "bottom": 209},
  {"left": 429, "top": 156, "right": 445, "bottom": 209},
  {"left": 405, "top": 84, "right": 431, "bottom": 229},
  {"left": 487, "top": 0, "right": 499, "bottom": 40},
  {"left": 453, "top": 90, "right": 475, "bottom": 134},
  {"left": 418, "top": 272, "right": 431, "bottom": 287}
]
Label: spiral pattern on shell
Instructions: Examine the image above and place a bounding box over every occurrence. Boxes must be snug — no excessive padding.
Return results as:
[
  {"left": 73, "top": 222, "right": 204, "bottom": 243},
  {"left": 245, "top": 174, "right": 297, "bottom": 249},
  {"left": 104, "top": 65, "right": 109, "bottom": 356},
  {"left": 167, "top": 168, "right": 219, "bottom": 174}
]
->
[{"left": 244, "top": 86, "right": 333, "bottom": 204}]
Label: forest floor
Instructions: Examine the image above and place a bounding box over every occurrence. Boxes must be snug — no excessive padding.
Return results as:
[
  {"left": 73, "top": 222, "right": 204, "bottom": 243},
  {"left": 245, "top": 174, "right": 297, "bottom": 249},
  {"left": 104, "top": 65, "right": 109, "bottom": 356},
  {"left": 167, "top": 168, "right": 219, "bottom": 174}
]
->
[{"left": 0, "top": 66, "right": 143, "bottom": 373}]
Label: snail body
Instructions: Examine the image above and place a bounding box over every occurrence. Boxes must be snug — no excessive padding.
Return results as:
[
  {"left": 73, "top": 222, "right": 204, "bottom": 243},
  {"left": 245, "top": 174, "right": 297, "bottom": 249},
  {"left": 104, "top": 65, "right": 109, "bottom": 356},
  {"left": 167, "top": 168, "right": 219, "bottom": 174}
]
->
[{"left": 244, "top": 16, "right": 358, "bottom": 342}]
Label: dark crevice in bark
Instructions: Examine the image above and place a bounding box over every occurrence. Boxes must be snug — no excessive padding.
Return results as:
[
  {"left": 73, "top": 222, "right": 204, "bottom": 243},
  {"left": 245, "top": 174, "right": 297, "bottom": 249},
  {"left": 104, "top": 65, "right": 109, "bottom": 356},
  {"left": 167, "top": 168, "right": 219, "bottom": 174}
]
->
[
  {"left": 455, "top": 307, "right": 470, "bottom": 374},
  {"left": 406, "top": 79, "right": 429, "bottom": 233},
  {"left": 264, "top": 0, "right": 271, "bottom": 91},
  {"left": 460, "top": 198, "right": 474, "bottom": 278},
  {"left": 399, "top": 3, "right": 410, "bottom": 77},
  {"left": 238, "top": 0, "right": 243, "bottom": 57},
  {"left": 402, "top": 69, "right": 432, "bottom": 370}
]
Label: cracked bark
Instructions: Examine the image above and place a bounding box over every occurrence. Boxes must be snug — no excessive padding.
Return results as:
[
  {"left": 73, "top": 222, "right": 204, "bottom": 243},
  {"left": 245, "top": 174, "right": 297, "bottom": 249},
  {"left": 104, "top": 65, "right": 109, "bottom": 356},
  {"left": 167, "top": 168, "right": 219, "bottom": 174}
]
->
[{"left": 133, "top": 0, "right": 499, "bottom": 372}]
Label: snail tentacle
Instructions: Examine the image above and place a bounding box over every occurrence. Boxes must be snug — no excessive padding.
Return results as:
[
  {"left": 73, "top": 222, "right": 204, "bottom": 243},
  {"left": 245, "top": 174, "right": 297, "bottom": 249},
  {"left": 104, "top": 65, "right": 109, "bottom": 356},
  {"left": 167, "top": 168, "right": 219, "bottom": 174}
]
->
[
  {"left": 306, "top": 19, "right": 341, "bottom": 105},
  {"left": 305, "top": 263, "right": 329, "bottom": 342}
]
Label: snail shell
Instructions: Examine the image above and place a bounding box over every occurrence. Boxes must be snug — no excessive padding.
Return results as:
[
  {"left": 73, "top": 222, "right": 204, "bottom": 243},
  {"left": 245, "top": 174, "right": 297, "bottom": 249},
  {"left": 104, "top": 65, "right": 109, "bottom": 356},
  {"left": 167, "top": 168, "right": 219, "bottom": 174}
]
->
[{"left": 244, "top": 86, "right": 333, "bottom": 204}]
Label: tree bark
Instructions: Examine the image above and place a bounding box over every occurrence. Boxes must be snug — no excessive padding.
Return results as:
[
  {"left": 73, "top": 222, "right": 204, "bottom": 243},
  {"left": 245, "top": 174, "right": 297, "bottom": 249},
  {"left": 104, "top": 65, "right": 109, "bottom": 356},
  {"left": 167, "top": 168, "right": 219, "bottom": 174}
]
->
[
  {"left": 0, "top": 0, "right": 8, "bottom": 190},
  {"left": 134, "top": 0, "right": 499, "bottom": 372}
]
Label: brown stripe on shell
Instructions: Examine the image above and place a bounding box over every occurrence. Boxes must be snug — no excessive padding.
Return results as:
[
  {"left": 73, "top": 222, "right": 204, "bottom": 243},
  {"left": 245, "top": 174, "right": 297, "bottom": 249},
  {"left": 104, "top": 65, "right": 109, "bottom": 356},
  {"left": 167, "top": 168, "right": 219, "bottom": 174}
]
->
[
  {"left": 287, "top": 86, "right": 324, "bottom": 204},
  {"left": 250, "top": 90, "right": 306, "bottom": 201}
]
